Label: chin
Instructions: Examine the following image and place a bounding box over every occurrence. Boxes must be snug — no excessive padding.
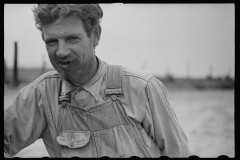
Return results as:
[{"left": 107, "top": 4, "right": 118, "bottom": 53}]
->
[
  {"left": 56, "top": 68, "right": 77, "bottom": 85},
  {"left": 55, "top": 68, "right": 67, "bottom": 80}
]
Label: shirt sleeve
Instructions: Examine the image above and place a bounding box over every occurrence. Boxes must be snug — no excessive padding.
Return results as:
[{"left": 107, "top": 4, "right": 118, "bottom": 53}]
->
[
  {"left": 142, "top": 77, "right": 191, "bottom": 157},
  {"left": 4, "top": 81, "right": 48, "bottom": 157}
]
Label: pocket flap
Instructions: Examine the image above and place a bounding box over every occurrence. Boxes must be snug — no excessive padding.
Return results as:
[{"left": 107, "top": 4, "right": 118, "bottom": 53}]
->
[{"left": 56, "top": 130, "right": 91, "bottom": 148}]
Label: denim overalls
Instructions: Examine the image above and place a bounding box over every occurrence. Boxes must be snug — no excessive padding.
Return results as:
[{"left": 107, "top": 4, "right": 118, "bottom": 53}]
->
[{"left": 56, "top": 65, "right": 154, "bottom": 158}]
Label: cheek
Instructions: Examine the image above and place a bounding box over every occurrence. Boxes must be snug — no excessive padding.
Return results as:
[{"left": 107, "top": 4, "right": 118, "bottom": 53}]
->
[
  {"left": 46, "top": 46, "right": 56, "bottom": 55},
  {"left": 47, "top": 50, "right": 55, "bottom": 61},
  {"left": 46, "top": 45, "right": 57, "bottom": 57},
  {"left": 46, "top": 48, "right": 58, "bottom": 65},
  {"left": 74, "top": 43, "right": 92, "bottom": 59}
]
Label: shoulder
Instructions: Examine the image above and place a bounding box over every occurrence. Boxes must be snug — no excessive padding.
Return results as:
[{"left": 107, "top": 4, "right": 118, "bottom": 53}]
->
[
  {"left": 120, "top": 65, "right": 153, "bottom": 82},
  {"left": 33, "top": 70, "right": 61, "bottom": 86},
  {"left": 12, "top": 70, "right": 62, "bottom": 101},
  {"left": 119, "top": 65, "right": 154, "bottom": 95},
  {"left": 119, "top": 65, "right": 166, "bottom": 93}
]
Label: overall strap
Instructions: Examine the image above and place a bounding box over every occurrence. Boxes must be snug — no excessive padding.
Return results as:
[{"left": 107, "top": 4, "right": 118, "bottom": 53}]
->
[
  {"left": 58, "top": 79, "right": 70, "bottom": 104},
  {"left": 105, "top": 65, "right": 152, "bottom": 157},
  {"left": 105, "top": 65, "right": 122, "bottom": 97}
]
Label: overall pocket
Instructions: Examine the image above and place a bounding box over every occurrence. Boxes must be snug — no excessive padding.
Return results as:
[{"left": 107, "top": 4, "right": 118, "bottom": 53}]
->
[
  {"left": 56, "top": 130, "right": 91, "bottom": 148},
  {"left": 56, "top": 130, "right": 92, "bottom": 157}
]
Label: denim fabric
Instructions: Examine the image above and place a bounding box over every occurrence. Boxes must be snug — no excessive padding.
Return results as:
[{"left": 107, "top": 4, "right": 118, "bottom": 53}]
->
[
  {"left": 55, "top": 96, "right": 151, "bottom": 157},
  {"left": 4, "top": 57, "right": 191, "bottom": 158}
]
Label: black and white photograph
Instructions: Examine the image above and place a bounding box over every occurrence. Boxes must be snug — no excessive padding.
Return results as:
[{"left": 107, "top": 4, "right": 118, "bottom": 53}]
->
[{"left": 4, "top": 3, "right": 234, "bottom": 158}]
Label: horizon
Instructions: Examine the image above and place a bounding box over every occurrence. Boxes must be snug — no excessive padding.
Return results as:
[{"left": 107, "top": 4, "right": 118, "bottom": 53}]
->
[
  {"left": 4, "top": 66, "right": 234, "bottom": 80},
  {"left": 4, "top": 4, "right": 235, "bottom": 79}
]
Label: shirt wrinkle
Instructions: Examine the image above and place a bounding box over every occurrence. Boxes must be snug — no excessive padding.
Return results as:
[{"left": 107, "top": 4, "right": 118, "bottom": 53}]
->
[
  {"left": 34, "top": 70, "right": 60, "bottom": 87},
  {"left": 122, "top": 68, "right": 153, "bottom": 82}
]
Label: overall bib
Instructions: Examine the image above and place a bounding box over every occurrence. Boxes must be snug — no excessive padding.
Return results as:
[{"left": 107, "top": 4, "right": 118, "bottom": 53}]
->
[{"left": 56, "top": 65, "right": 153, "bottom": 158}]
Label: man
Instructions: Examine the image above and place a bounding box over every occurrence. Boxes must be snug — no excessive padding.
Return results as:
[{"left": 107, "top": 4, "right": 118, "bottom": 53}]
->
[{"left": 4, "top": 4, "right": 191, "bottom": 158}]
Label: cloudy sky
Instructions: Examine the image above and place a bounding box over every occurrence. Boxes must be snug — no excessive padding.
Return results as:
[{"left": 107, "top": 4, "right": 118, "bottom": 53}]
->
[{"left": 4, "top": 3, "right": 234, "bottom": 78}]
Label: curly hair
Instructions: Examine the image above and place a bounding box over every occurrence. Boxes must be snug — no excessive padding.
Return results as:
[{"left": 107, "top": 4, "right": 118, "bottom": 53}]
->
[{"left": 32, "top": 4, "right": 103, "bottom": 37}]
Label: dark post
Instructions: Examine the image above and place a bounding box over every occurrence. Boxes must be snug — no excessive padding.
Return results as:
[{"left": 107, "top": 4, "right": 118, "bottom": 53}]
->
[
  {"left": 40, "top": 54, "right": 46, "bottom": 75},
  {"left": 13, "top": 41, "right": 19, "bottom": 87},
  {"left": 186, "top": 62, "right": 190, "bottom": 79},
  {"left": 4, "top": 59, "right": 6, "bottom": 83}
]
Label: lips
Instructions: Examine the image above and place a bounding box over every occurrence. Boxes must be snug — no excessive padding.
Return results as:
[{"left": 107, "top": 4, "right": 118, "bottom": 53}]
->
[
  {"left": 58, "top": 61, "right": 71, "bottom": 68},
  {"left": 59, "top": 61, "right": 70, "bottom": 65}
]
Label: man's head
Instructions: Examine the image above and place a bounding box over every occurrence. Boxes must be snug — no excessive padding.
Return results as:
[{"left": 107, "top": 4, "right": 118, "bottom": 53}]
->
[
  {"left": 32, "top": 4, "right": 103, "bottom": 87},
  {"left": 33, "top": 4, "right": 103, "bottom": 38}
]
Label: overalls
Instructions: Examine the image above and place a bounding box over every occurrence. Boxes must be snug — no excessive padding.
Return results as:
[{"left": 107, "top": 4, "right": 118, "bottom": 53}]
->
[{"left": 56, "top": 65, "right": 154, "bottom": 158}]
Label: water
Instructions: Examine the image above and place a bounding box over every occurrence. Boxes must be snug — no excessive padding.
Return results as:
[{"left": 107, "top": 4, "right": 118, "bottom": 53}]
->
[
  {"left": 167, "top": 89, "right": 234, "bottom": 157},
  {"left": 4, "top": 84, "right": 234, "bottom": 157}
]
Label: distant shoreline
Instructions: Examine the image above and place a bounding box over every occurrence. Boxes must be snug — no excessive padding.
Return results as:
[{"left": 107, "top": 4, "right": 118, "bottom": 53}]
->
[
  {"left": 158, "top": 77, "right": 234, "bottom": 90},
  {"left": 4, "top": 68, "right": 234, "bottom": 90}
]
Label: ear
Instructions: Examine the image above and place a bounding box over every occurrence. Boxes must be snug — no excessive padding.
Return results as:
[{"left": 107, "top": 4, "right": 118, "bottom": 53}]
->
[{"left": 93, "top": 25, "right": 101, "bottom": 48}]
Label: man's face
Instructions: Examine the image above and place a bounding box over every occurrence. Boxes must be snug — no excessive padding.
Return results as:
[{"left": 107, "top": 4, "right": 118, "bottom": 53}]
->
[{"left": 42, "top": 15, "right": 97, "bottom": 86}]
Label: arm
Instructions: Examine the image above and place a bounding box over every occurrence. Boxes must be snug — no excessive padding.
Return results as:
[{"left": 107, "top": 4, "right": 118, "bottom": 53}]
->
[
  {"left": 4, "top": 82, "right": 48, "bottom": 157},
  {"left": 143, "top": 77, "right": 191, "bottom": 157}
]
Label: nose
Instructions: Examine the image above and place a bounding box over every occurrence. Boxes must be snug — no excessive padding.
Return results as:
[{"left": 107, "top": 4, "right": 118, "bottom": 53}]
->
[{"left": 56, "top": 41, "right": 71, "bottom": 58}]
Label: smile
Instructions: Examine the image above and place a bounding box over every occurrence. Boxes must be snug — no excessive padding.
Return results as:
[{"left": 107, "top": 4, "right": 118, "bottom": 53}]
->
[
  {"left": 59, "top": 61, "right": 70, "bottom": 65},
  {"left": 58, "top": 61, "right": 71, "bottom": 68}
]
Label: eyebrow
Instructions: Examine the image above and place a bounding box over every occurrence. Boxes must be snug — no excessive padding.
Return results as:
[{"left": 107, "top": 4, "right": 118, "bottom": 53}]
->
[{"left": 44, "top": 33, "right": 84, "bottom": 43}]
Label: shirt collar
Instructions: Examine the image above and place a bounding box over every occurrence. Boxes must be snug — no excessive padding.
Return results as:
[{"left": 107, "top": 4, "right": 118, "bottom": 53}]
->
[{"left": 60, "top": 57, "right": 106, "bottom": 101}]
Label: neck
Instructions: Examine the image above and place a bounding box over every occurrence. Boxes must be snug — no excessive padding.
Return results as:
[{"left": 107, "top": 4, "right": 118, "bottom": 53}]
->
[{"left": 70, "top": 57, "right": 99, "bottom": 87}]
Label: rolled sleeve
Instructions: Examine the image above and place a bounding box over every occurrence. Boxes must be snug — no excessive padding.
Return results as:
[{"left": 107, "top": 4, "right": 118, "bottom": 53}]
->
[
  {"left": 4, "top": 82, "right": 48, "bottom": 157},
  {"left": 143, "top": 77, "right": 191, "bottom": 157}
]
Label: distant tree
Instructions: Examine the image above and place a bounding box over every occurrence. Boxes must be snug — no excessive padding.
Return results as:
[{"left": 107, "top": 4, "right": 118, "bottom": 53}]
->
[
  {"left": 224, "top": 75, "right": 233, "bottom": 82},
  {"left": 165, "top": 73, "right": 175, "bottom": 82},
  {"left": 206, "top": 74, "right": 213, "bottom": 80}
]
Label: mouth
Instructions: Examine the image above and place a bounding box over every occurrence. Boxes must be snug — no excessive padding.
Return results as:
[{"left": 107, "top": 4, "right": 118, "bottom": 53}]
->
[
  {"left": 58, "top": 61, "right": 71, "bottom": 68},
  {"left": 59, "top": 61, "right": 70, "bottom": 65}
]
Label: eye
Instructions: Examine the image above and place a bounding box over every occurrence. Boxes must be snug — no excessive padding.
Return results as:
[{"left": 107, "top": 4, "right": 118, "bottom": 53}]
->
[
  {"left": 46, "top": 40, "right": 57, "bottom": 46},
  {"left": 68, "top": 37, "right": 80, "bottom": 43}
]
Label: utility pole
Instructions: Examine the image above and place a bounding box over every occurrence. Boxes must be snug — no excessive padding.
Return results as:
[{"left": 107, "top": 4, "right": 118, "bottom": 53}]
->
[
  {"left": 227, "top": 66, "right": 232, "bottom": 77},
  {"left": 186, "top": 62, "right": 190, "bottom": 79},
  {"left": 208, "top": 64, "right": 213, "bottom": 79},
  {"left": 166, "top": 62, "right": 171, "bottom": 76},
  {"left": 13, "top": 41, "right": 19, "bottom": 87},
  {"left": 40, "top": 54, "right": 46, "bottom": 75},
  {"left": 4, "top": 59, "right": 7, "bottom": 83}
]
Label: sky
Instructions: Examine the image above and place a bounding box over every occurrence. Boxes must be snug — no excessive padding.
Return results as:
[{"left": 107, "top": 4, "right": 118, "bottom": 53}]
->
[{"left": 4, "top": 3, "right": 235, "bottom": 78}]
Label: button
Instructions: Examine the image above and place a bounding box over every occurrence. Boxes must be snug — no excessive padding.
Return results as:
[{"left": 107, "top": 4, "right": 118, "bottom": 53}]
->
[
  {"left": 83, "top": 112, "right": 87, "bottom": 121},
  {"left": 111, "top": 95, "right": 117, "bottom": 101},
  {"left": 69, "top": 141, "right": 74, "bottom": 147}
]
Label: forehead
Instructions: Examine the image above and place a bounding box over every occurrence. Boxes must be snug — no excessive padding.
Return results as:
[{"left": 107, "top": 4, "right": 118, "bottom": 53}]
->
[{"left": 42, "top": 15, "right": 86, "bottom": 39}]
